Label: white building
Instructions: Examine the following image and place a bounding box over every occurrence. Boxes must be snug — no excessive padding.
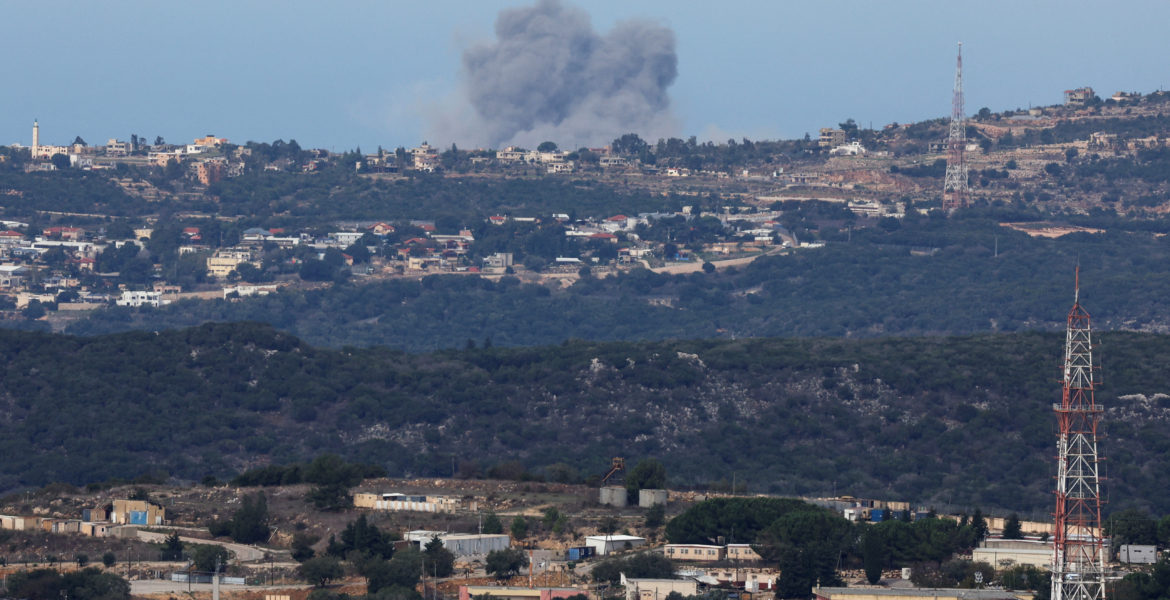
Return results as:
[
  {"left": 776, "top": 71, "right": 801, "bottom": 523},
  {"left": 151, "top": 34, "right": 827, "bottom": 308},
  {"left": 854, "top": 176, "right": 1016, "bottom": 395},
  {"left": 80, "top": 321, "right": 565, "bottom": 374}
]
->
[
  {"left": 585, "top": 534, "right": 646, "bottom": 555},
  {"left": 830, "top": 142, "right": 867, "bottom": 156},
  {"left": 116, "top": 291, "right": 170, "bottom": 308},
  {"left": 223, "top": 284, "right": 278, "bottom": 299}
]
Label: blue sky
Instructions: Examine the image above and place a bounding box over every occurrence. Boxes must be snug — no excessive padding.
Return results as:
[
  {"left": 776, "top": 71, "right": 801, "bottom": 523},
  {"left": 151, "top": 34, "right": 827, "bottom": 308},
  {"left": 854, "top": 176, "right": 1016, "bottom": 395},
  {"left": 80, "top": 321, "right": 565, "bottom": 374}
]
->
[{"left": 2, "top": 1, "right": 1167, "bottom": 151}]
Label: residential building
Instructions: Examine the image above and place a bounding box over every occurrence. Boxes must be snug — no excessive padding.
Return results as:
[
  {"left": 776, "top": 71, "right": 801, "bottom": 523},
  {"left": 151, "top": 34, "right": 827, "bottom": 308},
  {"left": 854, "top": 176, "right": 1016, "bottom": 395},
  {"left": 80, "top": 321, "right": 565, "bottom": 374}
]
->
[
  {"left": 1065, "top": 87, "right": 1096, "bottom": 106},
  {"left": 207, "top": 250, "right": 259, "bottom": 278},
  {"left": 547, "top": 162, "right": 575, "bottom": 174},
  {"left": 193, "top": 135, "right": 228, "bottom": 146},
  {"left": 116, "top": 291, "right": 170, "bottom": 308},
  {"left": 368, "top": 222, "right": 396, "bottom": 235},
  {"left": 0, "top": 231, "right": 27, "bottom": 245},
  {"left": 330, "top": 232, "right": 364, "bottom": 245},
  {"left": 111, "top": 499, "right": 166, "bottom": 525},
  {"left": 665, "top": 544, "right": 725, "bottom": 561},
  {"left": 484, "top": 253, "right": 514, "bottom": 269},
  {"left": 106, "top": 139, "right": 133, "bottom": 157},
  {"left": 585, "top": 534, "right": 646, "bottom": 555},
  {"left": 496, "top": 147, "right": 529, "bottom": 163},
  {"left": 819, "top": 128, "right": 847, "bottom": 148},
  {"left": 196, "top": 160, "right": 224, "bottom": 185},
  {"left": 488, "top": 215, "right": 508, "bottom": 225},
  {"left": 600, "top": 156, "right": 629, "bottom": 167}
]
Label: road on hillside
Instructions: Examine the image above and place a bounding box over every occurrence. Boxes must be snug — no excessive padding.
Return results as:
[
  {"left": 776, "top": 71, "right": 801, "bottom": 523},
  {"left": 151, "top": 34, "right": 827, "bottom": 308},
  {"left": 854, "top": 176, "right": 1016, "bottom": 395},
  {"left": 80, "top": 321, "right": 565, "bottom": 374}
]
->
[{"left": 136, "top": 531, "right": 269, "bottom": 562}]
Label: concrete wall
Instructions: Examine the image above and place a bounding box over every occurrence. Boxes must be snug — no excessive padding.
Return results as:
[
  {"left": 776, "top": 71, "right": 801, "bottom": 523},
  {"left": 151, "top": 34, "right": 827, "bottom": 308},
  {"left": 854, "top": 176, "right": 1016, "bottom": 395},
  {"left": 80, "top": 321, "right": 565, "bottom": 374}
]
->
[
  {"left": 639, "top": 489, "right": 668, "bottom": 508},
  {"left": 600, "top": 486, "right": 627, "bottom": 507}
]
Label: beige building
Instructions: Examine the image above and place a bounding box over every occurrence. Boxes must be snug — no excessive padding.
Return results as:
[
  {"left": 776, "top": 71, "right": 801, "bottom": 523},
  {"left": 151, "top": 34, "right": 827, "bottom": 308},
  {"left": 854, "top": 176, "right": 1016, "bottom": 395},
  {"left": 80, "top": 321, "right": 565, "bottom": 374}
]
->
[
  {"left": 207, "top": 250, "right": 259, "bottom": 278},
  {"left": 726, "top": 544, "right": 763, "bottom": 561},
  {"left": 621, "top": 575, "right": 697, "bottom": 600},
  {"left": 819, "top": 128, "right": 847, "bottom": 148},
  {"left": 1064, "top": 87, "right": 1096, "bottom": 106},
  {"left": 665, "top": 544, "right": 726, "bottom": 561},
  {"left": 112, "top": 499, "right": 166, "bottom": 526}
]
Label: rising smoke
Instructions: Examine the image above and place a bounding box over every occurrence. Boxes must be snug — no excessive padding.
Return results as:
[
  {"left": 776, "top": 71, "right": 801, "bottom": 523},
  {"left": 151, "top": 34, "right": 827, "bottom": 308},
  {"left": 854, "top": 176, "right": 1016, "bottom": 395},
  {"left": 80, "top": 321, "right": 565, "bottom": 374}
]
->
[{"left": 433, "top": 0, "right": 679, "bottom": 149}]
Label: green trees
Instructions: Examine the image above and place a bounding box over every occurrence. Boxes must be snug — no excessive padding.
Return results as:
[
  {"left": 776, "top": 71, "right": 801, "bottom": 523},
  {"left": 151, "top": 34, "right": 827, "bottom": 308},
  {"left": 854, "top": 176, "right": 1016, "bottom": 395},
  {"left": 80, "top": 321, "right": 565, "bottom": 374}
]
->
[
  {"left": 327, "top": 514, "right": 398, "bottom": 559},
  {"left": 971, "top": 508, "right": 988, "bottom": 541},
  {"left": 482, "top": 513, "right": 504, "bottom": 535},
  {"left": 537, "top": 142, "right": 558, "bottom": 152},
  {"left": 486, "top": 547, "right": 528, "bottom": 579},
  {"left": 510, "top": 516, "right": 529, "bottom": 540},
  {"left": 189, "top": 544, "right": 231, "bottom": 572},
  {"left": 50, "top": 154, "right": 71, "bottom": 170},
  {"left": 299, "top": 556, "right": 344, "bottom": 587},
  {"left": 626, "top": 458, "right": 667, "bottom": 496},
  {"left": 209, "top": 492, "right": 270, "bottom": 544},
  {"left": 358, "top": 546, "right": 424, "bottom": 595},
  {"left": 304, "top": 454, "right": 377, "bottom": 511},
  {"left": 5, "top": 568, "right": 129, "bottom": 600},
  {"left": 644, "top": 503, "right": 666, "bottom": 529},
  {"left": 591, "top": 553, "right": 673, "bottom": 582},
  {"left": 423, "top": 535, "right": 455, "bottom": 577},
  {"left": 1002, "top": 514, "right": 1023, "bottom": 540},
  {"left": 1107, "top": 508, "right": 1159, "bottom": 545},
  {"left": 162, "top": 531, "right": 184, "bottom": 559}
]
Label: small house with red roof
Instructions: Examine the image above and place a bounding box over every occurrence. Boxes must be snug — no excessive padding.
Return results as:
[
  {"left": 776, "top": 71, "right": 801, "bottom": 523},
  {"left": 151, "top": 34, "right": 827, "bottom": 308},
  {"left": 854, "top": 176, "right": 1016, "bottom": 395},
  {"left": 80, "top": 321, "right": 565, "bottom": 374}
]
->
[
  {"left": 43, "top": 227, "right": 84, "bottom": 240},
  {"left": 590, "top": 232, "right": 619, "bottom": 243},
  {"left": 368, "top": 222, "right": 396, "bottom": 235},
  {"left": 0, "top": 231, "right": 26, "bottom": 245},
  {"left": 183, "top": 227, "right": 200, "bottom": 236},
  {"left": 601, "top": 215, "right": 637, "bottom": 232},
  {"left": 488, "top": 215, "right": 507, "bottom": 225}
]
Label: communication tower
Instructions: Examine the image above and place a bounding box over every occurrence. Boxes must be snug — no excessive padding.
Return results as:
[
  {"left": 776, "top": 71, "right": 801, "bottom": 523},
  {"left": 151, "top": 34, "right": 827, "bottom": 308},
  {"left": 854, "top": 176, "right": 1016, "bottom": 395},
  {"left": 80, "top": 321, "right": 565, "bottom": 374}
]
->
[
  {"left": 943, "top": 44, "right": 970, "bottom": 211},
  {"left": 1052, "top": 268, "right": 1106, "bottom": 600}
]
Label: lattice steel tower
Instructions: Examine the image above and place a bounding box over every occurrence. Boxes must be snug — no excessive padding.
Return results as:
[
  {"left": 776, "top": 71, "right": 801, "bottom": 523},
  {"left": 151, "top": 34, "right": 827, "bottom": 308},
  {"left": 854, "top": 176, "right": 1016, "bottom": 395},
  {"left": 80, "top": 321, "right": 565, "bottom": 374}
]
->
[
  {"left": 943, "top": 43, "right": 969, "bottom": 211},
  {"left": 1052, "top": 268, "right": 1106, "bottom": 600}
]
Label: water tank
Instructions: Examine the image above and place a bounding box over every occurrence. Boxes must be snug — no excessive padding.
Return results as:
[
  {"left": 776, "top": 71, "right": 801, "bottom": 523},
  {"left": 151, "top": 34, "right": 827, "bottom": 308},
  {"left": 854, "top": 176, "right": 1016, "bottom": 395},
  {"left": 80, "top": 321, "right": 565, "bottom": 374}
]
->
[
  {"left": 599, "top": 486, "right": 628, "bottom": 507},
  {"left": 639, "top": 489, "right": 668, "bottom": 508}
]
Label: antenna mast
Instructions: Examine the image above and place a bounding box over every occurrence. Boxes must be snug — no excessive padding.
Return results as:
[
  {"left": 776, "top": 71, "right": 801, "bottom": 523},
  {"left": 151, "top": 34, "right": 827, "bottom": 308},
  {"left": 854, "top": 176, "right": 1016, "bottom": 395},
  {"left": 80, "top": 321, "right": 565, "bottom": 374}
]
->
[
  {"left": 943, "top": 43, "right": 970, "bottom": 211},
  {"left": 1052, "top": 267, "right": 1106, "bottom": 600}
]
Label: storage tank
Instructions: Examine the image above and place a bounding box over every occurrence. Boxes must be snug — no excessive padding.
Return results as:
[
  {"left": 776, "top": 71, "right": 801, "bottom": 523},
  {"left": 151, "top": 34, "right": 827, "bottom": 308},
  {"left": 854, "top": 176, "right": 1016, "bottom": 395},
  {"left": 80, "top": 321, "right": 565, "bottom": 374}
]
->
[
  {"left": 639, "top": 489, "right": 668, "bottom": 508},
  {"left": 600, "top": 486, "right": 628, "bottom": 507}
]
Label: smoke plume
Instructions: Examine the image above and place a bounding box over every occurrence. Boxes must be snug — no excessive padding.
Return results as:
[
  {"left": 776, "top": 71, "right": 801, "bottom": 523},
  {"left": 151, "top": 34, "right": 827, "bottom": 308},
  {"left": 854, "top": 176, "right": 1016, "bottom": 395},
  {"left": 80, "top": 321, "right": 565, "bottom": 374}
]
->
[{"left": 436, "top": 0, "right": 679, "bottom": 149}]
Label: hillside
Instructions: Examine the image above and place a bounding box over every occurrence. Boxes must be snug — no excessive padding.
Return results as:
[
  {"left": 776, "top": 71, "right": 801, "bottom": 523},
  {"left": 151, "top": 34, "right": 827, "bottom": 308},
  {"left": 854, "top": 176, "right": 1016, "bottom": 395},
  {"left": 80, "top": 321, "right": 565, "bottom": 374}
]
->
[
  {"left": 62, "top": 214, "right": 1170, "bottom": 350},
  {"left": 2, "top": 322, "right": 1169, "bottom": 515}
]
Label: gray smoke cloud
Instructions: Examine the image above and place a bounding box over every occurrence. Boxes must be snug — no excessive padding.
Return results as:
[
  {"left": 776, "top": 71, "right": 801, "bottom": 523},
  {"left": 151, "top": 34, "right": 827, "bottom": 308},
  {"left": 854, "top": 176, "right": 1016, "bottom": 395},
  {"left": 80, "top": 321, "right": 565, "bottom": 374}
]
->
[{"left": 433, "top": 0, "right": 679, "bottom": 149}]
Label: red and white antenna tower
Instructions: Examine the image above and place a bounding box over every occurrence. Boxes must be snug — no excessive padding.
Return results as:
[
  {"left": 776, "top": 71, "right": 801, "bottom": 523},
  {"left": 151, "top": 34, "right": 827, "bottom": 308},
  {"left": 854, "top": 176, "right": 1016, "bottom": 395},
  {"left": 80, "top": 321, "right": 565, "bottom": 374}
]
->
[
  {"left": 1052, "top": 267, "right": 1106, "bottom": 600},
  {"left": 943, "top": 43, "right": 970, "bottom": 211}
]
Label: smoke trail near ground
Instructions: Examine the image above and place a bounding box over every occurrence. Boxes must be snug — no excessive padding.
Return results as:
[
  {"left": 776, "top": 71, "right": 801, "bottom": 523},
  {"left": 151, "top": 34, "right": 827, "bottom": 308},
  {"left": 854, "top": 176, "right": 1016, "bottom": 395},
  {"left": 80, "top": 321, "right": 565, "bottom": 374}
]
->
[{"left": 435, "top": 0, "right": 679, "bottom": 149}]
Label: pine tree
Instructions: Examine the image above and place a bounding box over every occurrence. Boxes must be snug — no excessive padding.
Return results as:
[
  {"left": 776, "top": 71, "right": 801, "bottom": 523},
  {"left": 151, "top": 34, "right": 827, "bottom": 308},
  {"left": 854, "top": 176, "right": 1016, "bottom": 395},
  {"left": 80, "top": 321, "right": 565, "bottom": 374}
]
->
[
  {"left": 482, "top": 512, "right": 503, "bottom": 535},
  {"left": 1003, "top": 513, "right": 1023, "bottom": 540},
  {"left": 971, "top": 508, "right": 988, "bottom": 540}
]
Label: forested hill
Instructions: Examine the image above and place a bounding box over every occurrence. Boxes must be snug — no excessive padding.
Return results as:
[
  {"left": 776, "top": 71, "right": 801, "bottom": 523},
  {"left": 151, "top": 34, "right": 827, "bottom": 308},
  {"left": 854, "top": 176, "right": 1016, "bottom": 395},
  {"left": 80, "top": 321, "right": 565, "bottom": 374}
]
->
[
  {"left": 3, "top": 322, "right": 1170, "bottom": 515},
  {"left": 64, "top": 215, "right": 1170, "bottom": 350}
]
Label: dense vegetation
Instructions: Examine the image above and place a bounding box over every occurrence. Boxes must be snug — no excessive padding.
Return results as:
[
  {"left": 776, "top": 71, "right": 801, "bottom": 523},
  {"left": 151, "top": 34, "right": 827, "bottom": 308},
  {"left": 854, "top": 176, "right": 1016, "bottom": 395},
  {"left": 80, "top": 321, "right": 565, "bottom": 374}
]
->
[
  {"left": 664, "top": 497, "right": 1034, "bottom": 599},
  {"left": 63, "top": 213, "right": 1170, "bottom": 349},
  {"left": 3, "top": 322, "right": 1170, "bottom": 516}
]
